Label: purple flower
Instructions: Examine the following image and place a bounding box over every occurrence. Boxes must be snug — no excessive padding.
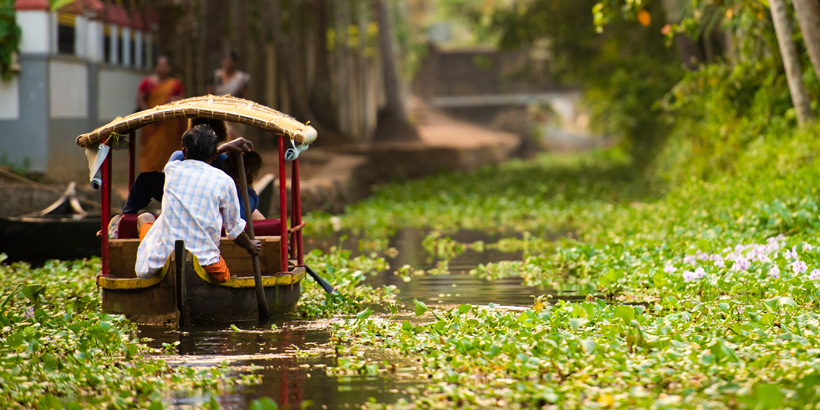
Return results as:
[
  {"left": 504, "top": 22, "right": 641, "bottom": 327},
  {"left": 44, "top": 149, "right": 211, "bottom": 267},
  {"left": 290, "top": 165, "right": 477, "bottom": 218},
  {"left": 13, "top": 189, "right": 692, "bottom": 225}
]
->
[
  {"left": 732, "top": 258, "right": 751, "bottom": 271},
  {"left": 714, "top": 259, "right": 725, "bottom": 268},
  {"left": 683, "top": 255, "right": 697, "bottom": 266},
  {"left": 682, "top": 271, "right": 696, "bottom": 282},
  {"left": 768, "top": 266, "right": 780, "bottom": 279},
  {"left": 792, "top": 260, "right": 808, "bottom": 274},
  {"left": 694, "top": 267, "right": 706, "bottom": 279},
  {"left": 784, "top": 249, "right": 797, "bottom": 260},
  {"left": 663, "top": 263, "right": 677, "bottom": 274},
  {"left": 809, "top": 269, "right": 820, "bottom": 280}
]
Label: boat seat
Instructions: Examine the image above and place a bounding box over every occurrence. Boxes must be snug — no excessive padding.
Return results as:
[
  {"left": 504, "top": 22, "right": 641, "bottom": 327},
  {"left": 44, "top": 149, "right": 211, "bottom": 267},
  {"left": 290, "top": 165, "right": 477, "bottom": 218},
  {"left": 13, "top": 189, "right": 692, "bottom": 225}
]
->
[
  {"left": 220, "top": 218, "right": 283, "bottom": 237},
  {"left": 118, "top": 215, "right": 283, "bottom": 239},
  {"left": 118, "top": 214, "right": 140, "bottom": 239},
  {"left": 249, "top": 218, "right": 282, "bottom": 236}
]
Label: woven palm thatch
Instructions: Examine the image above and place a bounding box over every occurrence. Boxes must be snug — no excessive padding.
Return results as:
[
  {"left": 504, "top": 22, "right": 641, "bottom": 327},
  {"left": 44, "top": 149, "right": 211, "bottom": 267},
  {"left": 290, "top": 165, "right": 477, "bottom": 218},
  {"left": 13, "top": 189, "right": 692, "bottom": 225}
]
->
[{"left": 76, "top": 95, "right": 317, "bottom": 147}]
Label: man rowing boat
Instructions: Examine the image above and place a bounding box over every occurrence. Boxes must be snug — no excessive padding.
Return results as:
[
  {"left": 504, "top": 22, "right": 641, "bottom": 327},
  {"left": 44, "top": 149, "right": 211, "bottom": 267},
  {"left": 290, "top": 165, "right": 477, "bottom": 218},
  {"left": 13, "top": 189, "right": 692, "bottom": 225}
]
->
[{"left": 135, "top": 124, "right": 262, "bottom": 282}]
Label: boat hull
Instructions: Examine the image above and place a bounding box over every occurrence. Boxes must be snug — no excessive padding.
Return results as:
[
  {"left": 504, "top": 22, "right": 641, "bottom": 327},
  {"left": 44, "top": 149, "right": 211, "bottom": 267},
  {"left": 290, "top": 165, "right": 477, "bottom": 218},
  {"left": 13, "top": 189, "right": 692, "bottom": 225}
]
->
[
  {"left": 0, "top": 215, "right": 101, "bottom": 262},
  {"left": 99, "top": 239, "right": 303, "bottom": 326}
]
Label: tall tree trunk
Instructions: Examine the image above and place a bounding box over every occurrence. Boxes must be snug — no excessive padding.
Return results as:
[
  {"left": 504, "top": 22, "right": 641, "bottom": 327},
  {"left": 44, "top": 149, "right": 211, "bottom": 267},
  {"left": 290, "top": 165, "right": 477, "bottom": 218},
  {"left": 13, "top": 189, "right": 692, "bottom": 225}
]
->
[
  {"left": 335, "top": 0, "right": 352, "bottom": 138},
  {"left": 306, "top": 0, "right": 337, "bottom": 130},
  {"left": 373, "top": 0, "right": 418, "bottom": 141},
  {"left": 793, "top": 0, "right": 820, "bottom": 83},
  {"left": 769, "top": 0, "right": 814, "bottom": 124},
  {"left": 265, "top": 0, "right": 345, "bottom": 143}
]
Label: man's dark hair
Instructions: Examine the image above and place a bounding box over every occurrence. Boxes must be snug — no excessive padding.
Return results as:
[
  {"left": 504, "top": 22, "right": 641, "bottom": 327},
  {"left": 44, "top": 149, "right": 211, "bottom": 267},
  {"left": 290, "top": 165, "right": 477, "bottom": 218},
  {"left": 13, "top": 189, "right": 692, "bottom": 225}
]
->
[
  {"left": 226, "top": 51, "right": 239, "bottom": 62},
  {"left": 182, "top": 124, "right": 218, "bottom": 161}
]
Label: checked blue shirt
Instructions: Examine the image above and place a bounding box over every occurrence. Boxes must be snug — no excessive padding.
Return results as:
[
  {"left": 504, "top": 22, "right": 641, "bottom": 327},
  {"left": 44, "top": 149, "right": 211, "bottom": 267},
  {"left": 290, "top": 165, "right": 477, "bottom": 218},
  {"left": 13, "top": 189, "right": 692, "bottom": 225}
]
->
[{"left": 135, "top": 159, "right": 246, "bottom": 278}]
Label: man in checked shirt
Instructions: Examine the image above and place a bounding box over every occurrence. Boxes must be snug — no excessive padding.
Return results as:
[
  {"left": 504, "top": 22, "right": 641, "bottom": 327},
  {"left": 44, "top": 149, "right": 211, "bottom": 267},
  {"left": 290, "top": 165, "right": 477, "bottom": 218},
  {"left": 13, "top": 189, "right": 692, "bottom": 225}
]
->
[{"left": 135, "top": 124, "right": 262, "bottom": 282}]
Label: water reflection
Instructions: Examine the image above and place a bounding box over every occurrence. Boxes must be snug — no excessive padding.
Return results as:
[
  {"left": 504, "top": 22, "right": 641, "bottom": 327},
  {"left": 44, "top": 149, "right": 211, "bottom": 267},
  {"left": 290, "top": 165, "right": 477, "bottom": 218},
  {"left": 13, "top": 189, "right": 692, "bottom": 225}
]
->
[{"left": 144, "top": 227, "right": 568, "bottom": 409}]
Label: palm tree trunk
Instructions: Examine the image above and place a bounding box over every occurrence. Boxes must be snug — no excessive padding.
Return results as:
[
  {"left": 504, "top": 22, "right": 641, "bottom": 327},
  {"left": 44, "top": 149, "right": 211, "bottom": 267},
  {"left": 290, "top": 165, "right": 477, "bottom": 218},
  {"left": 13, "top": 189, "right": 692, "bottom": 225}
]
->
[
  {"left": 373, "top": 0, "right": 418, "bottom": 141},
  {"left": 769, "top": 0, "right": 814, "bottom": 124},
  {"left": 793, "top": 0, "right": 820, "bottom": 83}
]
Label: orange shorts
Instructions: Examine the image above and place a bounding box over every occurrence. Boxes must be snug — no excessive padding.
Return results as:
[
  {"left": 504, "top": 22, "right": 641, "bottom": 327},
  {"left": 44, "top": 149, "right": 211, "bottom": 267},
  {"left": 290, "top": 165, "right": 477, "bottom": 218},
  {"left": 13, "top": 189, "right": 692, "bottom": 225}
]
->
[
  {"left": 140, "top": 221, "right": 230, "bottom": 282},
  {"left": 204, "top": 256, "right": 231, "bottom": 283},
  {"left": 139, "top": 222, "right": 154, "bottom": 241}
]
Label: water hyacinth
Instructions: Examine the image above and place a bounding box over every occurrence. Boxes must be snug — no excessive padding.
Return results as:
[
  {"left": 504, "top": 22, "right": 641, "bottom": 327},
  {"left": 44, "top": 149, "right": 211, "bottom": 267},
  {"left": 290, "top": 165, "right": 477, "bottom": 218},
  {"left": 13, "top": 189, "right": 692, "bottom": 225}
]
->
[
  {"left": 732, "top": 258, "right": 750, "bottom": 272},
  {"left": 682, "top": 267, "right": 706, "bottom": 282},
  {"left": 792, "top": 260, "right": 808, "bottom": 274},
  {"left": 321, "top": 148, "right": 820, "bottom": 409},
  {"left": 768, "top": 266, "right": 780, "bottom": 279}
]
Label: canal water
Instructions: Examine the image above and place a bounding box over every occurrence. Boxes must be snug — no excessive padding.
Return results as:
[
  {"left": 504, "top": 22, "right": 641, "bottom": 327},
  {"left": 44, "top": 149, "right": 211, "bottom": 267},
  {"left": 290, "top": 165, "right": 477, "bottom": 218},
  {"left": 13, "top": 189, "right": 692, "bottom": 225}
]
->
[{"left": 140, "top": 229, "right": 579, "bottom": 409}]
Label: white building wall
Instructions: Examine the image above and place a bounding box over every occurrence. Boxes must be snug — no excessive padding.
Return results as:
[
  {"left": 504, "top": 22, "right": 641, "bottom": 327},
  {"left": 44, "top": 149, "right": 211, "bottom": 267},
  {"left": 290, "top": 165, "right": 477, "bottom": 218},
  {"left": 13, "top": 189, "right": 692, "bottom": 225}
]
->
[
  {"left": 75, "top": 15, "right": 87, "bottom": 58},
  {"left": 17, "top": 11, "right": 51, "bottom": 54},
  {"left": 98, "top": 67, "right": 143, "bottom": 122},
  {"left": 134, "top": 31, "right": 143, "bottom": 67},
  {"left": 122, "top": 27, "right": 131, "bottom": 66},
  {"left": 86, "top": 20, "right": 103, "bottom": 62},
  {"left": 109, "top": 24, "right": 119, "bottom": 64},
  {"left": 0, "top": 78, "right": 20, "bottom": 120},
  {"left": 49, "top": 60, "right": 88, "bottom": 118}
]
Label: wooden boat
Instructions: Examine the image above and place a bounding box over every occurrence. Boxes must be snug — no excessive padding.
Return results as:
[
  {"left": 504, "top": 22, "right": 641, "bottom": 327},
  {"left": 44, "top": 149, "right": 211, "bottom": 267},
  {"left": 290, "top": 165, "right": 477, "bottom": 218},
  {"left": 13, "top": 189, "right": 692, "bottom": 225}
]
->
[
  {"left": 76, "top": 95, "right": 317, "bottom": 326},
  {"left": 0, "top": 182, "right": 100, "bottom": 262}
]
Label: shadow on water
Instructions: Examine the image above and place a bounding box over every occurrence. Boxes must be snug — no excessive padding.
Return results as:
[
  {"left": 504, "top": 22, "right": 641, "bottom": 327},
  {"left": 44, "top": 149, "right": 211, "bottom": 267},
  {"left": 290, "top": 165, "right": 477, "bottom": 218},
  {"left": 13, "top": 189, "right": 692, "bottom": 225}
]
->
[{"left": 141, "top": 227, "right": 579, "bottom": 408}]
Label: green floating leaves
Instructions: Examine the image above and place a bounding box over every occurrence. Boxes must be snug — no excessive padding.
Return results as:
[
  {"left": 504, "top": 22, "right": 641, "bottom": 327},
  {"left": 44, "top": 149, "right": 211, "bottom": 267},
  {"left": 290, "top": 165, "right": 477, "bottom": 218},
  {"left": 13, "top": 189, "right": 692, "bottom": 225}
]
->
[
  {"left": 249, "top": 397, "right": 279, "bottom": 410},
  {"left": 614, "top": 305, "right": 635, "bottom": 323},
  {"left": 356, "top": 307, "right": 373, "bottom": 321},
  {"left": 413, "top": 299, "right": 429, "bottom": 316}
]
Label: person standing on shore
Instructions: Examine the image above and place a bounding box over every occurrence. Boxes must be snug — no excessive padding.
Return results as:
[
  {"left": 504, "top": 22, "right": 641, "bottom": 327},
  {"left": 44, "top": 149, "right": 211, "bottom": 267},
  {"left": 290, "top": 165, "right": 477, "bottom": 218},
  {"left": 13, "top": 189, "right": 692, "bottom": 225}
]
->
[
  {"left": 136, "top": 56, "right": 186, "bottom": 172},
  {"left": 207, "top": 51, "right": 250, "bottom": 98}
]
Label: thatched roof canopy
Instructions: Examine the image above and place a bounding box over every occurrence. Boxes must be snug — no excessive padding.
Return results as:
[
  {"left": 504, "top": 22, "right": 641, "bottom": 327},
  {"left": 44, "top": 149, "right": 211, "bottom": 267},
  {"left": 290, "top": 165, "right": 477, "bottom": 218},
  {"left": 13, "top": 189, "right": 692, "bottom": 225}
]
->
[{"left": 76, "top": 95, "right": 317, "bottom": 147}]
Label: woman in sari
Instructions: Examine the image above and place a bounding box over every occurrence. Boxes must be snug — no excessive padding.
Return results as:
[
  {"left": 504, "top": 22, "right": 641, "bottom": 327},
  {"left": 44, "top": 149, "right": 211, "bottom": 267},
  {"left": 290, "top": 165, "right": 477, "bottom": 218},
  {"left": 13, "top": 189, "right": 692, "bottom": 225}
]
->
[
  {"left": 136, "top": 56, "right": 185, "bottom": 172},
  {"left": 207, "top": 51, "right": 250, "bottom": 98}
]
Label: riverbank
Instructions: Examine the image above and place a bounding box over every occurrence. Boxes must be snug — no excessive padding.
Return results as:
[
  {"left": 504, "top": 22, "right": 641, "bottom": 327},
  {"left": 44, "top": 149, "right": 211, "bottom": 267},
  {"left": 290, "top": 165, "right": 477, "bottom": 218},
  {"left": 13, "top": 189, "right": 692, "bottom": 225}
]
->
[{"left": 270, "top": 99, "right": 522, "bottom": 214}]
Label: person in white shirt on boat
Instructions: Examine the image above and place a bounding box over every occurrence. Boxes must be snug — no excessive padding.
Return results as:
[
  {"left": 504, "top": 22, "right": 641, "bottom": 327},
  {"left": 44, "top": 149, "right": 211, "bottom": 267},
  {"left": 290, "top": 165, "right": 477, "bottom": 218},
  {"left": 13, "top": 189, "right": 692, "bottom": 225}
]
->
[{"left": 135, "top": 124, "right": 261, "bottom": 282}]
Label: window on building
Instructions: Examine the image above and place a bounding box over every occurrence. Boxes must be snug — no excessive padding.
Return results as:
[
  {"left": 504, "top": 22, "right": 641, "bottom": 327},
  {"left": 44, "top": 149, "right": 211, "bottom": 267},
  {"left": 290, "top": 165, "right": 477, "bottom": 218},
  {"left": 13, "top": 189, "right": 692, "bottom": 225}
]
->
[
  {"left": 130, "top": 35, "right": 136, "bottom": 66},
  {"left": 142, "top": 39, "right": 147, "bottom": 67},
  {"left": 57, "top": 13, "right": 76, "bottom": 55},
  {"left": 117, "top": 28, "right": 123, "bottom": 64},
  {"left": 103, "top": 25, "right": 111, "bottom": 63}
]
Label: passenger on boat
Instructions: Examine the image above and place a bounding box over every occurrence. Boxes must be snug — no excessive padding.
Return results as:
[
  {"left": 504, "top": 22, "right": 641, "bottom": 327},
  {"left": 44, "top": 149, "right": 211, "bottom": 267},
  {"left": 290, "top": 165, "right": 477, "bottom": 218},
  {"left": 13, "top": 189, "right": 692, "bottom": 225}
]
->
[
  {"left": 135, "top": 124, "right": 262, "bottom": 282},
  {"left": 220, "top": 151, "right": 266, "bottom": 221}
]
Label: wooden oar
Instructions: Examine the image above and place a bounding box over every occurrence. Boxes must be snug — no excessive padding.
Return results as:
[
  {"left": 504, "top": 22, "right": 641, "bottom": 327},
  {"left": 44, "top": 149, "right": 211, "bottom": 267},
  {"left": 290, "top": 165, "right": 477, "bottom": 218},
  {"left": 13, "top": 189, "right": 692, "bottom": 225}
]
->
[
  {"left": 236, "top": 153, "right": 270, "bottom": 322},
  {"left": 305, "top": 265, "right": 336, "bottom": 294}
]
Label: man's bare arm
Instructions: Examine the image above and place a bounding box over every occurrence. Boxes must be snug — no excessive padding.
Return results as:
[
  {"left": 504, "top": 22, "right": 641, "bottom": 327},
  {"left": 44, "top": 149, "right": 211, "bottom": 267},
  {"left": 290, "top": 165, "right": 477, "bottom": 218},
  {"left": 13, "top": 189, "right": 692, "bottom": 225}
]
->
[{"left": 232, "top": 231, "right": 262, "bottom": 256}]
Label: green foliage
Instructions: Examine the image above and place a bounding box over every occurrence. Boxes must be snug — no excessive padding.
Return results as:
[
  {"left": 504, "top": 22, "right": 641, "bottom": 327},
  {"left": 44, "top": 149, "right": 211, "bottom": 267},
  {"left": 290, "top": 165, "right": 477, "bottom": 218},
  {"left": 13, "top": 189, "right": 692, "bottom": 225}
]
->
[
  {"left": 0, "top": 0, "right": 21, "bottom": 81},
  {"left": 313, "top": 103, "right": 820, "bottom": 407},
  {"left": 449, "top": 0, "right": 683, "bottom": 165},
  {"left": 297, "top": 246, "right": 395, "bottom": 318},
  {"left": 0, "top": 258, "right": 237, "bottom": 408}
]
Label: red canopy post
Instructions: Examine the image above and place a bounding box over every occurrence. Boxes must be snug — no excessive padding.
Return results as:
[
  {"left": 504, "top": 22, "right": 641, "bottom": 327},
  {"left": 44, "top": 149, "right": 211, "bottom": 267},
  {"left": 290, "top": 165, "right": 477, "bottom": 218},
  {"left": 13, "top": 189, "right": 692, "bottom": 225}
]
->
[
  {"left": 290, "top": 161, "right": 297, "bottom": 259},
  {"left": 128, "top": 130, "right": 135, "bottom": 189},
  {"left": 293, "top": 159, "right": 304, "bottom": 266},
  {"left": 101, "top": 142, "right": 112, "bottom": 275},
  {"left": 278, "top": 136, "right": 289, "bottom": 273}
]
